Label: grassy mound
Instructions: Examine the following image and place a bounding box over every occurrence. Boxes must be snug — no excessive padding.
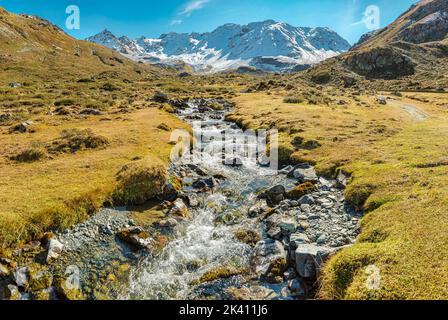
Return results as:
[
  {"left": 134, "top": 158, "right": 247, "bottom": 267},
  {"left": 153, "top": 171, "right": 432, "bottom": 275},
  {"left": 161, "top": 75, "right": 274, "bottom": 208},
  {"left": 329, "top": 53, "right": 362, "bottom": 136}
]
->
[{"left": 112, "top": 159, "right": 167, "bottom": 206}]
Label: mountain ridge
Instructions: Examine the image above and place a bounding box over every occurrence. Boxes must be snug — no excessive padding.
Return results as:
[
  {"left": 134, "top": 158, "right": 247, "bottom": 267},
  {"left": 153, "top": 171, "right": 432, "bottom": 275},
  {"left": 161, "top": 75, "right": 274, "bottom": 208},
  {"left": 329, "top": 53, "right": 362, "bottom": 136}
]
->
[
  {"left": 300, "top": 0, "right": 448, "bottom": 91},
  {"left": 0, "top": 6, "right": 160, "bottom": 83},
  {"left": 87, "top": 20, "right": 351, "bottom": 73}
]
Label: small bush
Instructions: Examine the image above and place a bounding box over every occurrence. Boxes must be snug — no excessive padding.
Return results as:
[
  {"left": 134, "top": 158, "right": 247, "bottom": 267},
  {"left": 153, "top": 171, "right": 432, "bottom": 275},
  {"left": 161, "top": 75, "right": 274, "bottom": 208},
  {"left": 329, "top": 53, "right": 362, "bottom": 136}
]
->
[
  {"left": 49, "top": 128, "right": 109, "bottom": 154},
  {"left": 208, "top": 102, "right": 225, "bottom": 111},
  {"left": 284, "top": 95, "right": 305, "bottom": 104},
  {"left": 311, "top": 70, "right": 331, "bottom": 84},
  {"left": 286, "top": 182, "right": 315, "bottom": 200},
  {"left": 153, "top": 91, "right": 169, "bottom": 103},
  {"left": 157, "top": 123, "right": 171, "bottom": 131},
  {"left": 102, "top": 82, "right": 119, "bottom": 91},
  {"left": 190, "top": 267, "right": 246, "bottom": 286},
  {"left": 159, "top": 103, "right": 175, "bottom": 114},
  {"left": 54, "top": 98, "right": 76, "bottom": 107},
  {"left": 11, "top": 145, "right": 46, "bottom": 163},
  {"left": 234, "top": 229, "right": 261, "bottom": 247}
]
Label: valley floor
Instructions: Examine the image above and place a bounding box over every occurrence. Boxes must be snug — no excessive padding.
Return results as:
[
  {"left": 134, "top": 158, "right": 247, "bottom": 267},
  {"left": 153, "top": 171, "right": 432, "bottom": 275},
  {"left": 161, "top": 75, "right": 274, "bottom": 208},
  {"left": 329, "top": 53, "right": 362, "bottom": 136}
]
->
[{"left": 1, "top": 72, "right": 448, "bottom": 299}]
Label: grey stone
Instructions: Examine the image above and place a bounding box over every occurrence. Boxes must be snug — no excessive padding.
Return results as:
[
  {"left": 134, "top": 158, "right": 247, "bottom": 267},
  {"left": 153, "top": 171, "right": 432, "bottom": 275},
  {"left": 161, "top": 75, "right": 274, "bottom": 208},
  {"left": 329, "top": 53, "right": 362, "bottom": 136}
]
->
[
  {"left": 252, "top": 239, "right": 287, "bottom": 277},
  {"left": 294, "top": 245, "right": 333, "bottom": 278},
  {"left": 288, "top": 278, "right": 305, "bottom": 297},
  {"left": 299, "top": 195, "right": 314, "bottom": 205},
  {"left": 290, "top": 164, "right": 318, "bottom": 183},
  {"left": 267, "top": 227, "right": 282, "bottom": 240},
  {"left": 262, "top": 185, "right": 286, "bottom": 205},
  {"left": 13, "top": 267, "right": 29, "bottom": 288},
  {"left": 159, "top": 218, "right": 178, "bottom": 228},
  {"left": 289, "top": 233, "right": 310, "bottom": 250},
  {"left": 46, "top": 238, "right": 64, "bottom": 263},
  {"left": 317, "top": 234, "right": 328, "bottom": 245},
  {"left": 9, "top": 82, "right": 22, "bottom": 88},
  {"left": 185, "top": 194, "right": 199, "bottom": 207},
  {"left": 278, "top": 217, "right": 298, "bottom": 235}
]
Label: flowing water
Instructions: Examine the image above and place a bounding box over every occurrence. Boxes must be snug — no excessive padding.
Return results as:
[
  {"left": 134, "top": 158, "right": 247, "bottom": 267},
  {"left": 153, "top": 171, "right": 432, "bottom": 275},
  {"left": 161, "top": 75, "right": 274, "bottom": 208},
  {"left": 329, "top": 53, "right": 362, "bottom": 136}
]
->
[
  {"left": 49, "top": 99, "right": 359, "bottom": 301},
  {"left": 123, "top": 101, "right": 295, "bottom": 299}
]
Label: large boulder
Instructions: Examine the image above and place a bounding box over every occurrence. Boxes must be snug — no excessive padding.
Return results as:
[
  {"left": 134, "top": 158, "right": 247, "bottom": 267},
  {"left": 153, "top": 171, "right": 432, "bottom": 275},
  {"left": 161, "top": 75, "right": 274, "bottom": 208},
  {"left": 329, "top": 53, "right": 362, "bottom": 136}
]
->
[
  {"left": 117, "top": 226, "right": 152, "bottom": 250},
  {"left": 288, "top": 164, "right": 318, "bottom": 183},
  {"left": 294, "top": 245, "right": 334, "bottom": 279},
  {"left": 251, "top": 239, "right": 287, "bottom": 283},
  {"left": 259, "top": 185, "right": 286, "bottom": 205}
]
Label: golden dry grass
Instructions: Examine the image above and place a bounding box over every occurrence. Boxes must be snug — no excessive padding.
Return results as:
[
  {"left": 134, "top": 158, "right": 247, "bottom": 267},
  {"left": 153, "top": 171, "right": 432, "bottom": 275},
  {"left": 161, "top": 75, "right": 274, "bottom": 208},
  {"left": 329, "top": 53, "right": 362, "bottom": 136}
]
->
[
  {"left": 0, "top": 107, "right": 188, "bottom": 248},
  {"left": 231, "top": 90, "right": 448, "bottom": 299}
]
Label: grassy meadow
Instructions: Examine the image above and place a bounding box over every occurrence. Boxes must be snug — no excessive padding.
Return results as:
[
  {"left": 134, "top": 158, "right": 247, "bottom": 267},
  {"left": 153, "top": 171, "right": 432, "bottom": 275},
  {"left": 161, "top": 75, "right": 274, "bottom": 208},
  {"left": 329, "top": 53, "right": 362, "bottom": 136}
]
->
[{"left": 229, "top": 88, "right": 448, "bottom": 299}]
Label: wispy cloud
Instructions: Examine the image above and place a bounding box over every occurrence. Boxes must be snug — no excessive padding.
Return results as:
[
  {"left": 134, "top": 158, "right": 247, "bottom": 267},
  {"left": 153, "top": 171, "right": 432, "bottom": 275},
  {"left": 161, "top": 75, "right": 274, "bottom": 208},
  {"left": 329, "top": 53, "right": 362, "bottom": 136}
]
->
[
  {"left": 170, "top": 19, "right": 183, "bottom": 26},
  {"left": 169, "top": 0, "right": 211, "bottom": 26},
  {"left": 180, "top": 0, "right": 211, "bottom": 17}
]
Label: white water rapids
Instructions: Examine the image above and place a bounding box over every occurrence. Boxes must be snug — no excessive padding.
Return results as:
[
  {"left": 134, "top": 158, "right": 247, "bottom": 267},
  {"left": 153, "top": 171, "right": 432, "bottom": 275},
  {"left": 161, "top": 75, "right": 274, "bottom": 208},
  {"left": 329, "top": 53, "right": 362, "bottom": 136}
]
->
[{"left": 122, "top": 102, "right": 292, "bottom": 300}]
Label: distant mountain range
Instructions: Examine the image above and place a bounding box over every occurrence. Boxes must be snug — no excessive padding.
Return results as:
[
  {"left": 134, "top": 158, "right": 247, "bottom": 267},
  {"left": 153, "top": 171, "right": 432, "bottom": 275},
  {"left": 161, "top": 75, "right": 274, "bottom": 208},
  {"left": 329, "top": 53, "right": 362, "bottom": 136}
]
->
[{"left": 86, "top": 20, "right": 351, "bottom": 73}]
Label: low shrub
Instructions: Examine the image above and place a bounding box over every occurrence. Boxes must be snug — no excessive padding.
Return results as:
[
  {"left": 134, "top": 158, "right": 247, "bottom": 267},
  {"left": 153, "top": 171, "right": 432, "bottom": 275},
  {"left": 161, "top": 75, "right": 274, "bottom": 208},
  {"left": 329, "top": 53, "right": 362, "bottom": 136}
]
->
[
  {"left": 11, "top": 146, "right": 46, "bottom": 163},
  {"left": 283, "top": 95, "right": 305, "bottom": 104},
  {"left": 54, "top": 98, "right": 76, "bottom": 107},
  {"left": 311, "top": 70, "right": 331, "bottom": 84},
  {"left": 286, "top": 182, "right": 315, "bottom": 200},
  {"left": 49, "top": 129, "right": 109, "bottom": 154}
]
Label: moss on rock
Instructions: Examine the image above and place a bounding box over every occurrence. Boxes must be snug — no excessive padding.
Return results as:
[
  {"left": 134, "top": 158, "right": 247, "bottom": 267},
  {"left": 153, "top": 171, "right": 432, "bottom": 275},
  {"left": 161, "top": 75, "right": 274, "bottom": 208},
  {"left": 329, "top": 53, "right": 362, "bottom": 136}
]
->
[
  {"left": 112, "top": 158, "right": 167, "bottom": 205},
  {"left": 190, "top": 267, "right": 247, "bottom": 286},
  {"left": 286, "top": 182, "right": 315, "bottom": 200},
  {"left": 234, "top": 229, "right": 261, "bottom": 247}
]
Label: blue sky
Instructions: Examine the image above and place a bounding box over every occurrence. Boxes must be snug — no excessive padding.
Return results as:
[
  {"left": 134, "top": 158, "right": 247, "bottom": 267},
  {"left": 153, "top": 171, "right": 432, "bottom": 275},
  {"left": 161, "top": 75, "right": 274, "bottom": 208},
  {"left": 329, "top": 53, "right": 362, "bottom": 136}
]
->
[{"left": 0, "top": 0, "right": 418, "bottom": 44}]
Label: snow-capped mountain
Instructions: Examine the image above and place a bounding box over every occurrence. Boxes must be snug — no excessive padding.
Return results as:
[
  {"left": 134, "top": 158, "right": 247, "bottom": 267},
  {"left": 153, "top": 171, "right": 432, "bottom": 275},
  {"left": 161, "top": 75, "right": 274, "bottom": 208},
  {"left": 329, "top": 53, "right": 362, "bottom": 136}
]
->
[{"left": 86, "top": 20, "right": 351, "bottom": 73}]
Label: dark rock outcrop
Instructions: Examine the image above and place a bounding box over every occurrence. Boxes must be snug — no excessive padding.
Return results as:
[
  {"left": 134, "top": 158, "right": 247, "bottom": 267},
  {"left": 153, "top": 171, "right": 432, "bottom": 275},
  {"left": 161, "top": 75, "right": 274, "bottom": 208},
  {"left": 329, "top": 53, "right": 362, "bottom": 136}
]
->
[{"left": 344, "top": 47, "right": 415, "bottom": 79}]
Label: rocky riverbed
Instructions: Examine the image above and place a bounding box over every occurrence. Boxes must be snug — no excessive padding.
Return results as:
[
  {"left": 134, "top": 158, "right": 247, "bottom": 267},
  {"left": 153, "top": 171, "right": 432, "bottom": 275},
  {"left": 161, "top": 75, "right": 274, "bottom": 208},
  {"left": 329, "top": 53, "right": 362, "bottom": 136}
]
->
[{"left": 0, "top": 98, "right": 362, "bottom": 300}]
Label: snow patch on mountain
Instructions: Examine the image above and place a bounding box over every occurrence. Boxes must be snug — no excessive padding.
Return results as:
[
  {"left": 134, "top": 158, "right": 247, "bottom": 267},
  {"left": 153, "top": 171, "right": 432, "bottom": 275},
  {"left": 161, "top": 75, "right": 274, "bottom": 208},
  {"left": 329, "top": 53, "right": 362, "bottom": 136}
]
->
[{"left": 86, "top": 20, "right": 351, "bottom": 73}]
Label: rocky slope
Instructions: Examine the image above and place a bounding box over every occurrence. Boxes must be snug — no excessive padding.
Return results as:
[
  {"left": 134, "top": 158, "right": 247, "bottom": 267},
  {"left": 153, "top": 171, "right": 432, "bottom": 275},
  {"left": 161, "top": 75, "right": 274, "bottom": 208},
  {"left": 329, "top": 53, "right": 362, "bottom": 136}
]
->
[
  {"left": 0, "top": 7, "right": 158, "bottom": 83},
  {"left": 86, "top": 21, "right": 351, "bottom": 73},
  {"left": 303, "top": 0, "right": 448, "bottom": 90}
]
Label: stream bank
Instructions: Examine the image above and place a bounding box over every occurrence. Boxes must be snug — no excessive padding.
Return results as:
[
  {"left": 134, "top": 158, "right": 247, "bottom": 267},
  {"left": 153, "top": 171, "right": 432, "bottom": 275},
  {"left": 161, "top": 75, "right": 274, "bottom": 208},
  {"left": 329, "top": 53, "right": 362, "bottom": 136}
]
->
[{"left": 0, "top": 98, "right": 362, "bottom": 300}]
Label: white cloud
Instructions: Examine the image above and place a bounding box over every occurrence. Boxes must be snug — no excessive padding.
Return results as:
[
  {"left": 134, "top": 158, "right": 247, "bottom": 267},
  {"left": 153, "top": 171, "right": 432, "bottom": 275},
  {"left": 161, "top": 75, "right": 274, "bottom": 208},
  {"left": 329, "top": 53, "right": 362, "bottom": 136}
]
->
[
  {"left": 170, "top": 19, "right": 183, "bottom": 26},
  {"left": 180, "top": 0, "right": 211, "bottom": 16}
]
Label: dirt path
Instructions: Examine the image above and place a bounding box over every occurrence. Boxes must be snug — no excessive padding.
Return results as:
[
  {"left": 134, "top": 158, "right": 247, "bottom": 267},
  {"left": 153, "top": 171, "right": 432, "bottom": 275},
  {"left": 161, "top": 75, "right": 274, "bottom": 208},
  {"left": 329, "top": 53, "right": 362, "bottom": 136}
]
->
[{"left": 388, "top": 99, "right": 429, "bottom": 121}]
